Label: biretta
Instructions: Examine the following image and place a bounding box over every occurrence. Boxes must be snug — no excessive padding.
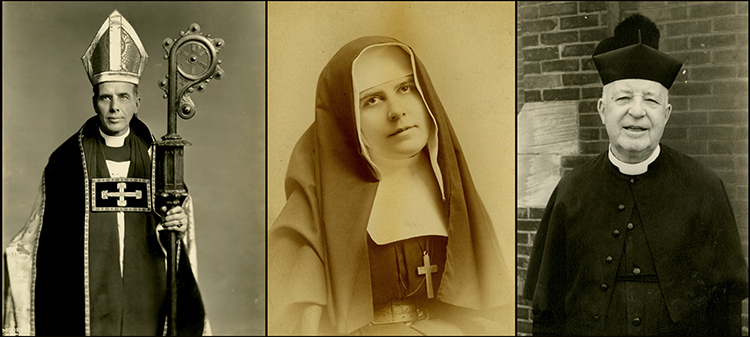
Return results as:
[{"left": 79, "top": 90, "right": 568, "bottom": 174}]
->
[
  {"left": 82, "top": 10, "right": 148, "bottom": 86},
  {"left": 592, "top": 14, "right": 682, "bottom": 89}
]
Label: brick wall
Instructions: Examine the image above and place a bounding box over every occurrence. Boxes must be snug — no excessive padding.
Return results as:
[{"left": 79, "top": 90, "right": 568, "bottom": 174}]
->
[
  {"left": 516, "top": 206, "right": 545, "bottom": 335},
  {"left": 517, "top": 1, "right": 748, "bottom": 335}
]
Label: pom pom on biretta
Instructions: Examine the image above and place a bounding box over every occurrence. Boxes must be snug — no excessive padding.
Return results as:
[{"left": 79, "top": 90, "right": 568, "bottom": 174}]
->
[{"left": 592, "top": 14, "right": 682, "bottom": 89}]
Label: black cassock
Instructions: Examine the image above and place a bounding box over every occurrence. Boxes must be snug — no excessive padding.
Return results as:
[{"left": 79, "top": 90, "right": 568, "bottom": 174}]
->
[{"left": 523, "top": 144, "right": 748, "bottom": 336}]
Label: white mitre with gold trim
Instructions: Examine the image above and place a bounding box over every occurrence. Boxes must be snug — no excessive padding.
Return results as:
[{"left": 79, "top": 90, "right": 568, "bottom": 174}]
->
[{"left": 82, "top": 10, "right": 148, "bottom": 86}]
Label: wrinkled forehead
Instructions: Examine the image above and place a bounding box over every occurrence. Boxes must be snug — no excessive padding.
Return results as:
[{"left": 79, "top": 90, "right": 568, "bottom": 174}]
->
[
  {"left": 604, "top": 78, "right": 668, "bottom": 96},
  {"left": 353, "top": 45, "right": 413, "bottom": 93},
  {"left": 96, "top": 81, "right": 138, "bottom": 95}
]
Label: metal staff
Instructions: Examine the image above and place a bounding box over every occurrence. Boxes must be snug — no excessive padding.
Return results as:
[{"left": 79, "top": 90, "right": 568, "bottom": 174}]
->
[{"left": 156, "top": 23, "right": 224, "bottom": 336}]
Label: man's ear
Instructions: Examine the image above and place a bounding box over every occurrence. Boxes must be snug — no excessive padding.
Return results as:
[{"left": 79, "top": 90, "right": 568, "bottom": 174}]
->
[{"left": 597, "top": 98, "right": 606, "bottom": 125}]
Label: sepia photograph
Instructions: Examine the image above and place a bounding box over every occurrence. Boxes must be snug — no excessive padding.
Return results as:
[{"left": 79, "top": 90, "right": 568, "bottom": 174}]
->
[
  {"left": 6, "top": 1, "right": 744, "bottom": 336},
  {"left": 267, "top": 1, "right": 516, "bottom": 335},
  {"left": 2, "top": 2, "right": 265, "bottom": 335},
  {"left": 516, "top": 1, "right": 748, "bottom": 336}
]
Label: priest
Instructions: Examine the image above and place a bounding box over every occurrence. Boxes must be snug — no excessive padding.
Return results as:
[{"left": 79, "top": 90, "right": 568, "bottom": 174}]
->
[{"left": 523, "top": 14, "right": 748, "bottom": 336}]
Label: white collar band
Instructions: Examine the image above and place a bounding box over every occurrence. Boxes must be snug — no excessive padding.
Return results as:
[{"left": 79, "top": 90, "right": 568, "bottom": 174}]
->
[
  {"left": 99, "top": 127, "right": 130, "bottom": 148},
  {"left": 608, "top": 144, "right": 660, "bottom": 175}
]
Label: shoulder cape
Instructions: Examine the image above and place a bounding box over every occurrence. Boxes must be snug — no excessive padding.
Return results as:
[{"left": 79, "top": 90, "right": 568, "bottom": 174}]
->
[{"left": 523, "top": 144, "right": 748, "bottom": 334}]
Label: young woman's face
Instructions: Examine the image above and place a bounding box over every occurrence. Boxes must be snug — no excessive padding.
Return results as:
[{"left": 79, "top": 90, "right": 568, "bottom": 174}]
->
[{"left": 359, "top": 74, "right": 431, "bottom": 160}]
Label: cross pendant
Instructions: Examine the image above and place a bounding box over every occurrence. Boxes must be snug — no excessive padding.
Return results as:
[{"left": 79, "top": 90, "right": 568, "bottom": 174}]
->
[{"left": 417, "top": 251, "right": 438, "bottom": 299}]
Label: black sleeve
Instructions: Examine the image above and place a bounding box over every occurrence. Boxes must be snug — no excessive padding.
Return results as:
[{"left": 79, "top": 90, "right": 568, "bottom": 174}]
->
[
  {"left": 707, "top": 299, "right": 742, "bottom": 336},
  {"left": 524, "top": 186, "right": 568, "bottom": 336},
  {"left": 531, "top": 309, "right": 566, "bottom": 336}
]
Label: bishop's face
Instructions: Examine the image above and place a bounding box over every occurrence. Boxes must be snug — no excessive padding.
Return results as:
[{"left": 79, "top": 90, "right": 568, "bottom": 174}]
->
[
  {"left": 94, "top": 81, "right": 140, "bottom": 136},
  {"left": 359, "top": 74, "right": 432, "bottom": 160},
  {"left": 598, "top": 79, "right": 672, "bottom": 163}
]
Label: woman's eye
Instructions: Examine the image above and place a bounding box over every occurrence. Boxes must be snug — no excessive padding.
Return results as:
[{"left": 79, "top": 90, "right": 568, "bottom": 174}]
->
[
  {"left": 398, "top": 85, "right": 412, "bottom": 93},
  {"left": 364, "top": 97, "right": 382, "bottom": 106}
]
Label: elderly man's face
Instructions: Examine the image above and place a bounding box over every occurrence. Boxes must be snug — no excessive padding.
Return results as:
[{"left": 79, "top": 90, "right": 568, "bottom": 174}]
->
[
  {"left": 598, "top": 79, "right": 672, "bottom": 163},
  {"left": 93, "top": 82, "right": 140, "bottom": 136},
  {"left": 359, "top": 74, "right": 432, "bottom": 160}
]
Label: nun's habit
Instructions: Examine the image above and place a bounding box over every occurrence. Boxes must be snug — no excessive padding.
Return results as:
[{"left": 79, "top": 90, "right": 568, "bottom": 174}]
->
[{"left": 268, "top": 36, "right": 509, "bottom": 335}]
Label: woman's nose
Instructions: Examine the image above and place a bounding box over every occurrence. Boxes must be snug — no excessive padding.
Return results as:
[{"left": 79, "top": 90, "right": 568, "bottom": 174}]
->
[{"left": 387, "top": 102, "right": 407, "bottom": 120}]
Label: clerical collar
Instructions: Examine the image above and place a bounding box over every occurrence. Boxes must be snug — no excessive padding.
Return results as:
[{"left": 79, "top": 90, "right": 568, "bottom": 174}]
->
[
  {"left": 99, "top": 127, "right": 130, "bottom": 148},
  {"left": 608, "top": 144, "right": 660, "bottom": 175}
]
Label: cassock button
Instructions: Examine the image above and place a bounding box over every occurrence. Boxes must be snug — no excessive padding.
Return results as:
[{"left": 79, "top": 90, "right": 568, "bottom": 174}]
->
[
  {"left": 606, "top": 256, "right": 613, "bottom": 263},
  {"left": 633, "top": 267, "right": 641, "bottom": 275},
  {"left": 630, "top": 178, "right": 635, "bottom": 184},
  {"left": 618, "top": 204, "right": 625, "bottom": 210},
  {"left": 627, "top": 223, "right": 634, "bottom": 230},
  {"left": 633, "top": 317, "right": 642, "bottom": 327},
  {"left": 613, "top": 229, "right": 620, "bottom": 237},
  {"left": 600, "top": 283, "right": 608, "bottom": 291},
  {"left": 593, "top": 315, "right": 600, "bottom": 322}
]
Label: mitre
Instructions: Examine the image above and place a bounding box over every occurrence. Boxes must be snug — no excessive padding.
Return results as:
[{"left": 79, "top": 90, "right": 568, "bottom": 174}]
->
[{"left": 82, "top": 10, "right": 148, "bottom": 85}]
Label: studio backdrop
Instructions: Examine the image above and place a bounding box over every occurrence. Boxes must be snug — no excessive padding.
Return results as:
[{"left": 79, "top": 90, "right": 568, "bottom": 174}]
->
[
  {"left": 2, "top": 2, "right": 266, "bottom": 335},
  {"left": 267, "top": 3, "right": 517, "bottom": 334}
]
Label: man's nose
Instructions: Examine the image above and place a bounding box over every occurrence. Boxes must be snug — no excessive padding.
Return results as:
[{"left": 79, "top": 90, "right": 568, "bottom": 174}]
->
[
  {"left": 109, "top": 99, "right": 120, "bottom": 112},
  {"left": 628, "top": 96, "right": 646, "bottom": 118}
]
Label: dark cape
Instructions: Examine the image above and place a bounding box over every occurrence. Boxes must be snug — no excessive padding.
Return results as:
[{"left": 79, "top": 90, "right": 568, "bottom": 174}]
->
[
  {"left": 32, "top": 115, "right": 205, "bottom": 336},
  {"left": 523, "top": 144, "right": 749, "bottom": 335},
  {"left": 268, "top": 36, "right": 509, "bottom": 335}
]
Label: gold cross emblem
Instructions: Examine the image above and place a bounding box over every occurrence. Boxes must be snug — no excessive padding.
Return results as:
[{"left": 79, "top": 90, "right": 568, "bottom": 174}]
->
[{"left": 101, "top": 182, "right": 143, "bottom": 207}]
